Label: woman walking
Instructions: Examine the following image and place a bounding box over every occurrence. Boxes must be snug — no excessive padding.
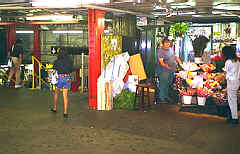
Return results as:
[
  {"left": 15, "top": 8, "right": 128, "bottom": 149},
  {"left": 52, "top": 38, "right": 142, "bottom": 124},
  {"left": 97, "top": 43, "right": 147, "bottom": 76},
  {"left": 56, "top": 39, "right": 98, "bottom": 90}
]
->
[{"left": 51, "top": 48, "right": 73, "bottom": 118}]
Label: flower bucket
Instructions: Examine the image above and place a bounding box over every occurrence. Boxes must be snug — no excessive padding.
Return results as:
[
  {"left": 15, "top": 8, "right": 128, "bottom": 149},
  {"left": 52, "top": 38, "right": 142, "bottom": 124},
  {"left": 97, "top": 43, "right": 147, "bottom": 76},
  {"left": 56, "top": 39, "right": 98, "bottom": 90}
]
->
[
  {"left": 197, "top": 97, "right": 206, "bottom": 106},
  {"left": 182, "top": 95, "right": 192, "bottom": 105}
]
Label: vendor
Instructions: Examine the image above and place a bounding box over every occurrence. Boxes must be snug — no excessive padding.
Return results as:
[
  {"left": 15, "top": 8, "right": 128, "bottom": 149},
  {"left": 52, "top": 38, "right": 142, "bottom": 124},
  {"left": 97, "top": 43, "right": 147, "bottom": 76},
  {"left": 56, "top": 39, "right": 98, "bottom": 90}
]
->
[{"left": 155, "top": 37, "right": 182, "bottom": 103}]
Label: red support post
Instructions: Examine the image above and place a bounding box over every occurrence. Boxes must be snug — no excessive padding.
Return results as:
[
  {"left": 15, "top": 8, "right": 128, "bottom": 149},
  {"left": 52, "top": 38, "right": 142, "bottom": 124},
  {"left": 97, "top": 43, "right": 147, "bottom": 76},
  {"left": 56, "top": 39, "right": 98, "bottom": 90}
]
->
[
  {"left": 33, "top": 25, "right": 41, "bottom": 75},
  {"left": 7, "top": 24, "right": 16, "bottom": 54},
  {"left": 88, "top": 9, "right": 105, "bottom": 109}
]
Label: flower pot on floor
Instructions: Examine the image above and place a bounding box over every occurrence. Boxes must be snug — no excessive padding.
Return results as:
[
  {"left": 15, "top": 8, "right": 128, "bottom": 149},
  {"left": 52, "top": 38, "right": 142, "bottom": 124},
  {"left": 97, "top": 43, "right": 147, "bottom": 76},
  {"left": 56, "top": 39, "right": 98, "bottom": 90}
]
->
[
  {"left": 197, "top": 97, "right": 206, "bottom": 106},
  {"left": 182, "top": 95, "right": 192, "bottom": 104}
]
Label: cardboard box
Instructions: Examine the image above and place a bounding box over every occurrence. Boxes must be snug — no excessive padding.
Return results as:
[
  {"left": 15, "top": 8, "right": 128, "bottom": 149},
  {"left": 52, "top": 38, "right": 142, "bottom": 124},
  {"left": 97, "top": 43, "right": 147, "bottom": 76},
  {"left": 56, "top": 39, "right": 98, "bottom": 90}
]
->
[{"left": 129, "top": 54, "right": 147, "bottom": 81}]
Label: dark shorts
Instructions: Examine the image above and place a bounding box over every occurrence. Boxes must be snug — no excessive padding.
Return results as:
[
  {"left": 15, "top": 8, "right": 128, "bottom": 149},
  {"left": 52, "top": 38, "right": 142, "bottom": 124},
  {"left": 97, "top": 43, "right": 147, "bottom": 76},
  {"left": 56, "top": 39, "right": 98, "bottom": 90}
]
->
[{"left": 56, "top": 76, "right": 71, "bottom": 89}]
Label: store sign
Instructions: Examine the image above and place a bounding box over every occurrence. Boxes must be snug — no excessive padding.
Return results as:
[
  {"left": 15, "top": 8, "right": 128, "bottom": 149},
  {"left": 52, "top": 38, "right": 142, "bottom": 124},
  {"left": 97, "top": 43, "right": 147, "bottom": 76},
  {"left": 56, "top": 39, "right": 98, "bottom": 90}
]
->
[{"left": 137, "top": 17, "right": 147, "bottom": 26}]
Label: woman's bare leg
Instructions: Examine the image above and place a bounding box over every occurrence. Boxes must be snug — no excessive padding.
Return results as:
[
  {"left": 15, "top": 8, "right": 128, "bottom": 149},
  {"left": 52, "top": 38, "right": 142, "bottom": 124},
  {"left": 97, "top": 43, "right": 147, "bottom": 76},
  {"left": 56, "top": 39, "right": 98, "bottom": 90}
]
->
[
  {"left": 53, "top": 88, "right": 60, "bottom": 111},
  {"left": 62, "top": 88, "right": 69, "bottom": 114}
]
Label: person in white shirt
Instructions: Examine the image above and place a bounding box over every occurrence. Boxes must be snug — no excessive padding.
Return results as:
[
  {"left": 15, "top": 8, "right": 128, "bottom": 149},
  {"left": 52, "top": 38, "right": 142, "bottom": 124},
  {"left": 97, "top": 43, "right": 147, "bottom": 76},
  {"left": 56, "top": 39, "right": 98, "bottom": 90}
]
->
[{"left": 222, "top": 46, "right": 240, "bottom": 124}]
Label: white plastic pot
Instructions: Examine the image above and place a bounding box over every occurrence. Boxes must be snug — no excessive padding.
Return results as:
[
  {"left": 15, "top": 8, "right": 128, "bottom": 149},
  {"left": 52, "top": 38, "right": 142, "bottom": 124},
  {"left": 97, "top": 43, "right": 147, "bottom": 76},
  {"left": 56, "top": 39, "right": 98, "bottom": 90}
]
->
[
  {"left": 182, "top": 95, "right": 192, "bottom": 105},
  {"left": 197, "top": 97, "right": 206, "bottom": 106}
]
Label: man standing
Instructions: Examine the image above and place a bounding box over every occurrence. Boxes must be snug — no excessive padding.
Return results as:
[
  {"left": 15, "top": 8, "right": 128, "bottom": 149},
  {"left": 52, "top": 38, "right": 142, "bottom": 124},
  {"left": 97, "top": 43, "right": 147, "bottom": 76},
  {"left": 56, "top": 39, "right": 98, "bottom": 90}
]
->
[{"left": 7, "top": 39, "right": 23, "bottom": 88}]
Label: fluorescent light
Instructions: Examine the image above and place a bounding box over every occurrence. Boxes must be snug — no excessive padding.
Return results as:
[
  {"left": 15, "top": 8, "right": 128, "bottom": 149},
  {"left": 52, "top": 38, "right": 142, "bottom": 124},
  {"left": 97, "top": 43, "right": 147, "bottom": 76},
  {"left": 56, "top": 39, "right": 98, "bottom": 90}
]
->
[
  {"left": 52, "top": 30, "right": 83, "bottom": 34},
  {"left": 213, "top": 4, "right": 240, "bottom": 11},
  {"left": 16, "top": 30, "right": 34, "bottom": 34},
  {"left": 152, "top": 12, "right": 166, "bottom": 16},
  {"left": 26, "top": 14, "right": 75, "bottom": 21},
  {"left": 31, "top": 0, "right": 79, "bottom": 7},
  {"left": 31, "top": 0, "right": 110, "bottom": 7},
  {"left": 178, "top": 11, "right": 195, "bottom": 15},
  {"left": 81, "top": 0, "right": 110, "bottom": 4},
  {"left": 192, "top": 15, "right": 202, "bottom": 17},
  {"left": 212, "top": 11, "right": 225, "bottom": 14}
]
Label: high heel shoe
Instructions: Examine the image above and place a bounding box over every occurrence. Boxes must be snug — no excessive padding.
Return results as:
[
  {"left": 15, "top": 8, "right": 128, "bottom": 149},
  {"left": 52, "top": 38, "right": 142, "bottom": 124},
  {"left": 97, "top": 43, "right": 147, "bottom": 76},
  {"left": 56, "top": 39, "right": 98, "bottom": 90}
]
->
[
  {"left": 50, "top": 108, "right": 57, "bottom": 113},
  {"left": 63, "top": 113, "right": 68, "bottom": 118}
]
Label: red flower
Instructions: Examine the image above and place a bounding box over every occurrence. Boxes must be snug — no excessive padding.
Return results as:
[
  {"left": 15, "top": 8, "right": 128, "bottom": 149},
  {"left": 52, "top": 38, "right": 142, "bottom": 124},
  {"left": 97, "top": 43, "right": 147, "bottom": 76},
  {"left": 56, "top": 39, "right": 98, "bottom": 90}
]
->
[{"left": 197, "top": 87, "right": 212, "bottom": 97}]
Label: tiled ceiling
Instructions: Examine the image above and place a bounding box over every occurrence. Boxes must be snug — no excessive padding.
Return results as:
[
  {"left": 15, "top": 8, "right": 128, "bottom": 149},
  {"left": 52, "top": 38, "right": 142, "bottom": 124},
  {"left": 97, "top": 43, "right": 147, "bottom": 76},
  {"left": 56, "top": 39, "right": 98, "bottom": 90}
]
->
[{"left": 0, "top": 0, "right": 239, "bottom": 23}]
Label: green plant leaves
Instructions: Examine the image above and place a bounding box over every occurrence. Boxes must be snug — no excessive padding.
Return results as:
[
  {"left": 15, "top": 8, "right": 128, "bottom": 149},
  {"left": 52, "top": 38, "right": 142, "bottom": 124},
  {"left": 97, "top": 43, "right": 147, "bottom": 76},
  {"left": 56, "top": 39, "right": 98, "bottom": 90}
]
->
[
  {"left": 169, "top": 22, "right": 188, "bottom": 39},
  {"left": 113, "top": 89, "right": 139, "bottom": 110}
]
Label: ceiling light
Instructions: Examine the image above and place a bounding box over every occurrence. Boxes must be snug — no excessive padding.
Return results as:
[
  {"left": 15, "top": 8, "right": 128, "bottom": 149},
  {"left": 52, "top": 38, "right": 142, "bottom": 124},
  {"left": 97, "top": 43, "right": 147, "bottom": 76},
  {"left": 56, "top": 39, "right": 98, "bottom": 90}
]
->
[
  {"left": 212, "top": 11, "right": 225, "bottom": 14},
  {"left": 16, "top": 31, "right": 34, "bottom": 34},
  {"left": 222, "top": 14, "right": 237, "bottom": 17},
  {"left": 213, "top": 4, "right": 240, "bottom": 11},
  {"left": 31, "top": 0, "right": 79, "bottom": 7},
  {"left": 192, "top": 15, "right": 202, "bottom": 17},
  {"left": 178, "top": 11, "right": 195, "bottom": 15},
  {"left": 26, "top": 14, "right": 76, "bottom": 21},
  {"left": 52, "top": 30, "right": 83, "bottom": 34},
  {"left": 152, "top": 12, "right": 166, "bottom": 16},
  {"left": 31, "top": 0, "right": 110, "bottom": 7}
]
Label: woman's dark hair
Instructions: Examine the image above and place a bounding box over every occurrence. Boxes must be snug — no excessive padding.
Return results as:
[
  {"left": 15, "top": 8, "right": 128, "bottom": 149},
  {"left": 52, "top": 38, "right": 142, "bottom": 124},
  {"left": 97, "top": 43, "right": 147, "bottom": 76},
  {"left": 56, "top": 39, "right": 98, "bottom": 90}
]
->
[
  {"left": 222, "top": 46, "right": 239, "bottom": 62},
  {"left": 162, "top": 37, "right": 170, "bottom": 44}
]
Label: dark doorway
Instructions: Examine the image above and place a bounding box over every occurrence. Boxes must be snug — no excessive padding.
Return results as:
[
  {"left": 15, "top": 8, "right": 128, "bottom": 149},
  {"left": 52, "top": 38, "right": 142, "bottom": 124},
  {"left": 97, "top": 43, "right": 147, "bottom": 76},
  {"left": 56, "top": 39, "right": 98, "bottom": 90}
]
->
[{"left": 0, "top": 30, "right": 7, "bottom": 64}]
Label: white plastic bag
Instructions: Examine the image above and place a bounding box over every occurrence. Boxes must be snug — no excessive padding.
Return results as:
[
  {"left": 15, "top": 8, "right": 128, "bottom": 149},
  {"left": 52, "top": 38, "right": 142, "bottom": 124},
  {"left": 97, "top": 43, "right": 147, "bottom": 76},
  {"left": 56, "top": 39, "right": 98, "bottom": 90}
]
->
[
  {"left": 49, "top": 69, "right": 58, "bottom": 85},
  {"left": 7, "top": 58, "right": 12, "bottom": 67}
]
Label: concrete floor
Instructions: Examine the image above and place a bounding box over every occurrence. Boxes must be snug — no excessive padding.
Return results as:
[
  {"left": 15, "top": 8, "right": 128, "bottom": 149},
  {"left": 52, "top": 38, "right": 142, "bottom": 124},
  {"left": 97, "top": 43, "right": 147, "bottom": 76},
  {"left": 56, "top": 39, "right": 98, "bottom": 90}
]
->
[{"left": 0, "top": 87, "right": 239, "bottom": 154}]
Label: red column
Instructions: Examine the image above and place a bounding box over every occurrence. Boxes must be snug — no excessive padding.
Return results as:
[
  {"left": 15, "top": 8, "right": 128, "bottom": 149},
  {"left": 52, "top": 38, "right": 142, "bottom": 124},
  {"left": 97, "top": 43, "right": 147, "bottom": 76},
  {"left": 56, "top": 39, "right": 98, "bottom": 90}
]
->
[
  {"left": 7, "top": 24, "right": 16, "bottom": 53},
  {"left": 33, "top": 25, "right": 41, "bottom": 74},
  {"left": 88, "top": 9, "right": 105, "bottom": 109}
]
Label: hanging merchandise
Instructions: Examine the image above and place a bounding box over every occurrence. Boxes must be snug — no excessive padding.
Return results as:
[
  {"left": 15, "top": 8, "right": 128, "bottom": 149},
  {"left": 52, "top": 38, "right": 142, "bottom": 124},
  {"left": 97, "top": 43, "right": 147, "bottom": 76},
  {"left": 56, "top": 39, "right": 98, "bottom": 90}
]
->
[
  {"left": 236, "top": 37, "right": 240, "bottom": 57},
  {"left": 97, "top": 52, "right": 130, "bottom": 111},
  {"left": 183, "top": 35, "right": 194, "bottom": 62},
  {"left": 192, "top": 35, "right": 209, "bottom": 57}
]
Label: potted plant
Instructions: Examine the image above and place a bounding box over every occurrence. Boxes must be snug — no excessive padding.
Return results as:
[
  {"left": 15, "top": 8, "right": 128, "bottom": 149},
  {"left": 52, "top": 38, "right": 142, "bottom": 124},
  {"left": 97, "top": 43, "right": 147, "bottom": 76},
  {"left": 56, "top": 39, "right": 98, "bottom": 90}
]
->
[
  {"left": 196, "top": 87, "right": 213, "bottom": 106},
  {"left": 169, "top": 22, "right": 188, "bottom": 39},
  {"left": 178, "top": 88, "right": 195, "bottom": 105}
]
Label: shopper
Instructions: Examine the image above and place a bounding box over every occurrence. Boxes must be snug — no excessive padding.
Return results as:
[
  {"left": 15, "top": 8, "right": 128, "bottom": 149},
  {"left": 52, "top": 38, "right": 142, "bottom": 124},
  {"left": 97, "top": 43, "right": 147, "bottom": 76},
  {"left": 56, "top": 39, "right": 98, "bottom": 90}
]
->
[
  {"left": 51, "top": 48, "right": 73, "bottom": 118},
  {"left": 155, "top": 37, "right": 182, "bottom": 103},
  {"left": 7, "top": 39, "right": 24, "bottom": 88},
  {"left": 222, "top": 46, "right": 240, "bottom": 124}
]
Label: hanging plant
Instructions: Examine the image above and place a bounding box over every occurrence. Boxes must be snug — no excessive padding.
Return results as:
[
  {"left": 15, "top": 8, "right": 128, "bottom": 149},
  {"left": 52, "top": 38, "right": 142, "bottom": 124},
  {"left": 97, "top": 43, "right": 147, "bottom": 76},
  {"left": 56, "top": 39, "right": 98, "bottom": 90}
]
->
[{"left": 169, "top": 22, "right": 188, "bottom": 39}]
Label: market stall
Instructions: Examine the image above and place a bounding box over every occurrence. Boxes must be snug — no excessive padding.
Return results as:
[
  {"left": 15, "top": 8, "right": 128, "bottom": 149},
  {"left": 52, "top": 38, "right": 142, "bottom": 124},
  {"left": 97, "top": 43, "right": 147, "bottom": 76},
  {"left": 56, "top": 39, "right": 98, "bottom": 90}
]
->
[{"left": 175, "top": 61, "right": 240, "bottom": 117}]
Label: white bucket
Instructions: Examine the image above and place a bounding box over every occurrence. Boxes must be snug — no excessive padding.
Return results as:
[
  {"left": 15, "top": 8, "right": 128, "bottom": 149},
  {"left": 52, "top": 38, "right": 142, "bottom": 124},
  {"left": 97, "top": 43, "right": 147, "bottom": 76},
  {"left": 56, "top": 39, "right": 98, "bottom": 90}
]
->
[
  {"left": 182, "top": 95, "right": 192, "bottom": 105},
  {"left": 197, "top": 97, "right": 206, "bottom": 106}
]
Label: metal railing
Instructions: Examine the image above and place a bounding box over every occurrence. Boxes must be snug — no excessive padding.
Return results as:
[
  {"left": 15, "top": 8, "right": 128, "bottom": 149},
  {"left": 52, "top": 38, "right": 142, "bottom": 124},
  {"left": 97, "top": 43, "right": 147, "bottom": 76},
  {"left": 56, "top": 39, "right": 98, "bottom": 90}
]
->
[{"left": 31, "top": 56, "right": 51, "bottom": 90}]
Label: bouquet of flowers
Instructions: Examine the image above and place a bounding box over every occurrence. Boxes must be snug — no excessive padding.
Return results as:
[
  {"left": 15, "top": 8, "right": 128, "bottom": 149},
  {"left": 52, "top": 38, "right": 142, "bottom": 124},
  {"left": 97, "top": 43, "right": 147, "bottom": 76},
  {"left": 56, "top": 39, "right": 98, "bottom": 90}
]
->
[
  {"left": 210, "top": 54, "right": 224, "bottom": 61},
  {"left": 199, "top": 63, "right": 216, "bottom": 72},
  {"left": 204, "top": 80, "right": 221, "bottom": 90},
  {"left": 196, "top": 87, "right": 213, "bottom": 97},
  {"left": 178, "top": 88, "right": 195, "bottom": 96}
]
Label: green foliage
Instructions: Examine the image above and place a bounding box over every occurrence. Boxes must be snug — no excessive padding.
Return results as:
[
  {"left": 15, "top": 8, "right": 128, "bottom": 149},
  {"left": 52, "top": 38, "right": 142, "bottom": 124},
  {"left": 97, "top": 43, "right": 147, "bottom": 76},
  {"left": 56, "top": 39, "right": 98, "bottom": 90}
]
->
[
  {"left": 169, "top": 22, "right": 188, "bottom": 39},
  {"left": 113, "top": 89, "right": 139, "bottom": 110}
]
